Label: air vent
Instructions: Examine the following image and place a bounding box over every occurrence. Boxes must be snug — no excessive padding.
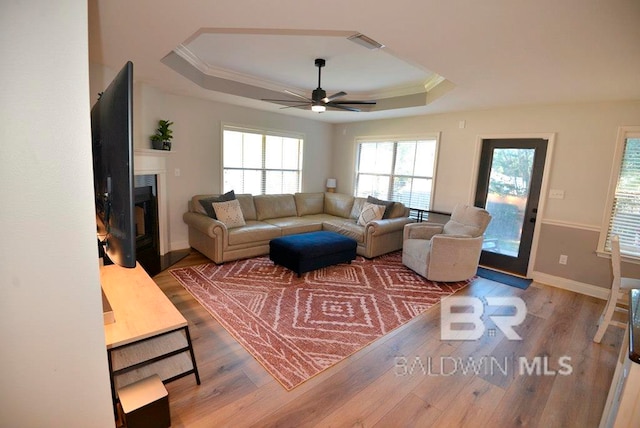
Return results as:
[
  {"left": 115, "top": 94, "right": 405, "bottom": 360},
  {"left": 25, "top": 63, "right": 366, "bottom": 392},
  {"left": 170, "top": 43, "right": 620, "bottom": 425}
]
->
[{"left": 348, "top": 33, "right": 385, "bottom": 50}]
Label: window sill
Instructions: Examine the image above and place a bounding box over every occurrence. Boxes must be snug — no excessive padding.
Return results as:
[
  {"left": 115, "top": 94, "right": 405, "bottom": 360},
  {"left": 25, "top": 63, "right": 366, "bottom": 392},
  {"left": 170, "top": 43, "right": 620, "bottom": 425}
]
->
[{"left": 596, "top": 250, "right": 640, "bottom": 265}]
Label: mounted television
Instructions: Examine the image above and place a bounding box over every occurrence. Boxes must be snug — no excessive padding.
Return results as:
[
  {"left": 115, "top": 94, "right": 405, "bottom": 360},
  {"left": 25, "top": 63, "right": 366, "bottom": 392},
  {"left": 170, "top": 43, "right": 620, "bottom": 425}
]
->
[{"left": 91, "top": 61, "right": 136, "bottom": 268}]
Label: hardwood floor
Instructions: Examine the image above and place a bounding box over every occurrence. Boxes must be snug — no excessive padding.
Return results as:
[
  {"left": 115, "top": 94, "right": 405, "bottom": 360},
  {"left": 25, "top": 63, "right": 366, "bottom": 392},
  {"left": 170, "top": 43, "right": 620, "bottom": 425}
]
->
[{"left": 152, "top": 250, "right": 622, "bottom": 427}]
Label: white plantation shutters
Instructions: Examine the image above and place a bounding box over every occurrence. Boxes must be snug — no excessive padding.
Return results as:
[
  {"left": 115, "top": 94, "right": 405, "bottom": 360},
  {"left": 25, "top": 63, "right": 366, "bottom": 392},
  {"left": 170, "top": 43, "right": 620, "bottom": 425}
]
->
[{"left": 223, "top": 126, "right": 303, "bottom": 195}]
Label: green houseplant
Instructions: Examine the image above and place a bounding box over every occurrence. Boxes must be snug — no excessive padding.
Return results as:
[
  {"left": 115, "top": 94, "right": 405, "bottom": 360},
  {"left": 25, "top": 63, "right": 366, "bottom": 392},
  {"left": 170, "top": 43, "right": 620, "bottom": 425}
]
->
[{"left": 150, "top": 119, "right": 174, "bottom": 150}]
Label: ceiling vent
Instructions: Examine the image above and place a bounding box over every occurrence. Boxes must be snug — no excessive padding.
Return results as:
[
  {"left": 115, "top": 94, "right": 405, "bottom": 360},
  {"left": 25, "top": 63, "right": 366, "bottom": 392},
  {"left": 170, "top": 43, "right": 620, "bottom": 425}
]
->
[{"left": 347, "top": 33, "right": 385, "bottom": 50}]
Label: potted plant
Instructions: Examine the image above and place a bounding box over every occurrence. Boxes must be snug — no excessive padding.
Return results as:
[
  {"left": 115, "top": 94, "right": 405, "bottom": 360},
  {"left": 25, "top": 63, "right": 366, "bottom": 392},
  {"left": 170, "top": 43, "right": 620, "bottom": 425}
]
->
[{"left": 150, "top": 119, "right": 174, "bottom": 150}]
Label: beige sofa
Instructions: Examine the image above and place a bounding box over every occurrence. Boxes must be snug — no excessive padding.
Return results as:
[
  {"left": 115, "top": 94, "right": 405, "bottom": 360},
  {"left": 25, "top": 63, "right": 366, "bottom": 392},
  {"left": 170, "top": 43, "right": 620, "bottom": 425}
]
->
[{"left": 183, "top": 192, "right": 413, "bottom": 264}]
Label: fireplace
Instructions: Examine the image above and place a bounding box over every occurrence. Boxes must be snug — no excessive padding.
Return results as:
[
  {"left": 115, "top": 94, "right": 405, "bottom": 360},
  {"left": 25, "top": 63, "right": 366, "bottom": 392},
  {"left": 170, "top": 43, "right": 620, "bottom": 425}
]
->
[
  {"left": 133, "top": 149, "right": 188, "bottom": 276},
  {"left": 134, "top": 183, "right": 160, "bottom": 276},
  {"left": 134, "top": 149, "right": 169, "bottom": 254}
]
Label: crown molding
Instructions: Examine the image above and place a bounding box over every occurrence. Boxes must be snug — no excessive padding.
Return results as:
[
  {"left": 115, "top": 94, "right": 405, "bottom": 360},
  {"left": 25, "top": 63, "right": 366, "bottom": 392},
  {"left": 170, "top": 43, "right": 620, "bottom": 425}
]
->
[{"left": 174, "top": 45, "right": 305, "bottom": 95}]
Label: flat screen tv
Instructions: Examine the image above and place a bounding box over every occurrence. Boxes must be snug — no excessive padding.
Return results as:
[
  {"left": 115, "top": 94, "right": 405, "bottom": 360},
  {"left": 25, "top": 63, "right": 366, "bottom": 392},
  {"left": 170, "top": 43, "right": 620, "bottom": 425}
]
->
[{"left": 91, "top": 61, "right": 136, "bottom": 268}]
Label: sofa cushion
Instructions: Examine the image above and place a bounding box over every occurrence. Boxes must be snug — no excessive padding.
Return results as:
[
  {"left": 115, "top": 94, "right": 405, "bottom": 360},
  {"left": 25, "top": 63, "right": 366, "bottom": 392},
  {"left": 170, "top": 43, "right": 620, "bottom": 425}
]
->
[
  {"left": 227, "top": 221, "right": 281, "bottom": 246},
  {"left": 350, "top": 197, "right": 367, "bottom": 220},
  {"left": 264, "top": 216, "right": 323, "bottom": 235},
  {"left": 387, "top": 202, "right": 408, "bottom": 219},
  {"left": 324, "top": 192, "right": 354, "bottom": 218},
  {"left": 236, "top": 194, "right": 257, "bottom": 221},
  {"left": 254, "top": 194, "right": 297, "bottom": 220},
  {"left": 367, "top": 196, "right": 395, "bottom": 219},
  {"left": 213, "top": 199, "right": 246, "bottom": 228},
  {"left": 198, "top": 190, "right": 236, "bottom": 218},
  {"left": 322, "top": 219, "right": 365, "bottom": 243},
  {"left": 295, "top": 192, "right": 325, "bottom": 216},
  {"left": 357, "top": 202, "right": 385, "bottom": 226}
]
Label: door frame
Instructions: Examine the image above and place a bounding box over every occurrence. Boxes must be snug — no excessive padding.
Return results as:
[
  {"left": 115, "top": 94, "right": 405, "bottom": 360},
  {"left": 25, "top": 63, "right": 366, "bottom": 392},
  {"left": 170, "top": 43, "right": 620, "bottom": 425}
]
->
[{"left": 468, "top": 133, "right": 556, "bottom": 277}]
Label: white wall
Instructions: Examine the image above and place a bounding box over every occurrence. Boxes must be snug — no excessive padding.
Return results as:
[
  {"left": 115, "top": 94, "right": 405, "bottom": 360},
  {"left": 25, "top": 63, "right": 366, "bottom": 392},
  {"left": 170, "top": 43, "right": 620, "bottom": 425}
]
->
[{"left": 0, "top": 1, "right": 114, "bottom": 426}]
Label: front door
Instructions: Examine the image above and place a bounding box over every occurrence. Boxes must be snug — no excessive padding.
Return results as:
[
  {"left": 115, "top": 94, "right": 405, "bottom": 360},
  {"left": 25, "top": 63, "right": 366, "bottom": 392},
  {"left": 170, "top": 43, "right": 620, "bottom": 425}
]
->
[{"left": 474, "top": 138, "right": 547, "bottom": 276}]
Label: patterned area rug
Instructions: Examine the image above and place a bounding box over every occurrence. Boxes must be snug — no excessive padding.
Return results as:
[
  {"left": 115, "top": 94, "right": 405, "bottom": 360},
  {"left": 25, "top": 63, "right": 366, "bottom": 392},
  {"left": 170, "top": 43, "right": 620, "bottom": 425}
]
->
[{"left": 170, "top": 251, "right": 470, "bottom": 390}]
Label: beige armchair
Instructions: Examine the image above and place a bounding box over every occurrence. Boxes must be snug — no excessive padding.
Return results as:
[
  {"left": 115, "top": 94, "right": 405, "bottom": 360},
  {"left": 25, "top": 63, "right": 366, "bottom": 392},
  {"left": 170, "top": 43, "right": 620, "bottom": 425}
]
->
[{"left": 402, "top": 205, "right": 492, "bottom": 282}]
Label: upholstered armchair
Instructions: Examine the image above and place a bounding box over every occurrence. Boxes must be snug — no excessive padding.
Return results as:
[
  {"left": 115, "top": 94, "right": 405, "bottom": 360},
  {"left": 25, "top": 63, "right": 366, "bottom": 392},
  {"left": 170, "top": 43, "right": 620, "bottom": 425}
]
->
[{"left": 402, "top": 205, "right": 492, "bottom": 282}]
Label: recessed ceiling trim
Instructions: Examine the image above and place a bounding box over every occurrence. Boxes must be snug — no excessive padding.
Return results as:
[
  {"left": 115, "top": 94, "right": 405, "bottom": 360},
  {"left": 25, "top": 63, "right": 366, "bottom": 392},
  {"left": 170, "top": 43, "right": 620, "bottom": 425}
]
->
[
  {"left": 165, "top": 27, "right": 454, "bottom": 115},
  {"left": 183, "top": 27, "right": 356, "bottom": 44},
  {"left": 173, "top": 44, "right": 307, "bottom": 95}
]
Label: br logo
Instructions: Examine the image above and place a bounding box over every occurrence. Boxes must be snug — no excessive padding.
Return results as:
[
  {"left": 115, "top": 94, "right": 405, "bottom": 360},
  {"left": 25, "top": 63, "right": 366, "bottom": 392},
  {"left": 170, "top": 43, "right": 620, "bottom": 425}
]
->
[{"left": 440, "top": 296, "right": 526, "bottom": 341}]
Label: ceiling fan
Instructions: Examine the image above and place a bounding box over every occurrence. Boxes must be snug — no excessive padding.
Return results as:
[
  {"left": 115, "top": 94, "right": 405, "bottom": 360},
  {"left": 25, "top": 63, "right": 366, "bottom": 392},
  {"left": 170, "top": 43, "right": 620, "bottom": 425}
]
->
[{"left": 262, "top": 58, "right": 376, "bottom": 112}]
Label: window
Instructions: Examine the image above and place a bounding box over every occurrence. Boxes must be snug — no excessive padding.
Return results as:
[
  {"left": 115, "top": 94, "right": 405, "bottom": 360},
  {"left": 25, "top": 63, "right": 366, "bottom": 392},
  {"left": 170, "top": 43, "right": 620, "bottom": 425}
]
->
[
  {"left": 222, "top": 126, "right": 303, "bottom": 195},
  {"left": 354, "top": 137, "right": 438, "bottom": 210},
  {"left": 599, "top": 126, "right": 640, "bottom": 258}
]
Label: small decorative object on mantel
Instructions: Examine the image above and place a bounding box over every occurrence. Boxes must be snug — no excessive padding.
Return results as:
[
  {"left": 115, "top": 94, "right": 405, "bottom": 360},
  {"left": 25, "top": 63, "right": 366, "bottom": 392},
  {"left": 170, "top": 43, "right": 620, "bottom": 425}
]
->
[{"left": 150, "top": 119, "right": 174, "bottom": 151}]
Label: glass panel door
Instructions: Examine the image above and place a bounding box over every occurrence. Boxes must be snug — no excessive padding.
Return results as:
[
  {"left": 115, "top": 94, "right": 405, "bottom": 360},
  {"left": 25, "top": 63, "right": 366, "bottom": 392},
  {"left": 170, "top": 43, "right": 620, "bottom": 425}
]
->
[
  {"left": 475, "top": 139, "right": 547, "bottom": 276},
  {"left": 484, "top": 148, "right": 534, "bottom": 257}
]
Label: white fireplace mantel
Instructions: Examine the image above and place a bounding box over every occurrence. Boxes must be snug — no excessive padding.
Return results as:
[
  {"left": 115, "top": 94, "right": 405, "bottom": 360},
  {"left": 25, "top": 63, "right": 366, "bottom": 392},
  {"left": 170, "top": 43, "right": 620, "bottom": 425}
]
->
[{"left": 134, "top": 149, "right": 171, "bottom": 255}]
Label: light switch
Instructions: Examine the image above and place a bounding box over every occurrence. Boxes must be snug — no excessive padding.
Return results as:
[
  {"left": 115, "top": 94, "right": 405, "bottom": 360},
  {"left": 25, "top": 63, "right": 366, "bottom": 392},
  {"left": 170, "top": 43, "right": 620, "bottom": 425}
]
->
[
  {"left": 549, "top": 189, "right": 564, "bottom": 199},
  {"left": 174, "top": 168, "right": 181, "bottom": 177}
]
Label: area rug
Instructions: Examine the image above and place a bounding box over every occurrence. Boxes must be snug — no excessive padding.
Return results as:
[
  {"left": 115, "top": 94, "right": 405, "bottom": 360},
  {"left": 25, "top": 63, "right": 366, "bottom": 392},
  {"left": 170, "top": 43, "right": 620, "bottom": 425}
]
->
[
  {"left": 170, "top": 251, "right": 470, "bottom": 390},
  {"left": 476, "top": 267, "right": 532, "bottom": 289}
]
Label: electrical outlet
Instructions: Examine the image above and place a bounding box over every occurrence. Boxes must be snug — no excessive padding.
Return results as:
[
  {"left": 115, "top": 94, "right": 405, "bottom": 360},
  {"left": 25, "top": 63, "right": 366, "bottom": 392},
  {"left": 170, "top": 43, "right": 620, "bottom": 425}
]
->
[{"left": 559, "top": 254, "right": 568, "bottom": 265}]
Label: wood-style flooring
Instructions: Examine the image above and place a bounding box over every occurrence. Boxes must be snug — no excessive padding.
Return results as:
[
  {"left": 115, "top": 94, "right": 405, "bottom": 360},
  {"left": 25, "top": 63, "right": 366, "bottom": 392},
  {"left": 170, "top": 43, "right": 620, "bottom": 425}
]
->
[{"left": 152, "top": 250, "right": 622, "bottom": 427}]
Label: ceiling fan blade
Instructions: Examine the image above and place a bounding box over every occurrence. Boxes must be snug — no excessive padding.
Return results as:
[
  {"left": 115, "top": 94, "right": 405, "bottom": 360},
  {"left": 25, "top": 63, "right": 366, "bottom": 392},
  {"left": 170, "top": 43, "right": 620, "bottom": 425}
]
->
[
  {"left": 327, "top": 104, "right": 361, "bottom": 112},
  {"left": 284, "top": 89, "right": 312, "bottom": 102},
  {"left": 331, "top": 100, "right": 377, "bottom": 105},
  {"left": 323, "top": 91, "right": 347, "bottom": 103},
  {"left": 261, "top": 98, "right": 309, "bottom": 103},
  {"left": 279, "top": 103, "right": 311, "bottom": 109}
]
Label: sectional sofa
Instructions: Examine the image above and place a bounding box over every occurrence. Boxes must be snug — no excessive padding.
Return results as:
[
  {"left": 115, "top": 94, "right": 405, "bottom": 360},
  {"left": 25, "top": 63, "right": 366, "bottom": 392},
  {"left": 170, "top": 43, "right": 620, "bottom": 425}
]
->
[{"left": 183, "top": 192, "right": 413, "bottom": 264}]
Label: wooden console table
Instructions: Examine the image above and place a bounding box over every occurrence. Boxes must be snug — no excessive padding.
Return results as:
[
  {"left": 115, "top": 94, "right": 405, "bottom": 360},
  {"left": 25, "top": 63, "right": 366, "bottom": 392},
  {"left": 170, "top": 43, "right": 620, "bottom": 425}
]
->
[{"left": 101, "top": 263, "right": 200, "bottom": 414}]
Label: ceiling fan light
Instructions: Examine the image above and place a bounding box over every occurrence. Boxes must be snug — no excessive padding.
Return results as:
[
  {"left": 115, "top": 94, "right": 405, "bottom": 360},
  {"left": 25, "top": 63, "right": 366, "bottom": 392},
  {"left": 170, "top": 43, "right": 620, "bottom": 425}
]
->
[{"left": 312, "top": 104, "right": 326, "bottom": 113}]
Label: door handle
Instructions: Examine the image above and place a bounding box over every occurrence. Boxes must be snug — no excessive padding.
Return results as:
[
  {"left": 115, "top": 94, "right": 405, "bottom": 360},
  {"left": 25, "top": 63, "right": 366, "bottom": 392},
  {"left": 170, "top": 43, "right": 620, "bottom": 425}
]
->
[{"left": 530, "top": 218, "right": 536, "bottom": 223}]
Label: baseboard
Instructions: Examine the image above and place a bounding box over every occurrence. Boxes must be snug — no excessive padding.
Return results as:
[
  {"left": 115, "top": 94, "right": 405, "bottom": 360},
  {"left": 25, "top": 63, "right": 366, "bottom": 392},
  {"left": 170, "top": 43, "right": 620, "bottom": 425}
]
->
[{"left": 531, "top": 271, "right": 609, "bottom": 300}]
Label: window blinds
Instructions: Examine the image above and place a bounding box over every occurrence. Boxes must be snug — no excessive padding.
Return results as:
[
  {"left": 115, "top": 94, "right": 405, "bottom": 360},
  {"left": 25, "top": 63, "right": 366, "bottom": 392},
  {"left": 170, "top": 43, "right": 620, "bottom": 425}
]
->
[
  {"left": 355, "top": 139, "right": 437, "bottom": 210},
  {"left": 607, "top": 137, "right": 640, "bottom": 257},
  {"left": 223, "top": 128, "right": 303, "bottom": 195}
]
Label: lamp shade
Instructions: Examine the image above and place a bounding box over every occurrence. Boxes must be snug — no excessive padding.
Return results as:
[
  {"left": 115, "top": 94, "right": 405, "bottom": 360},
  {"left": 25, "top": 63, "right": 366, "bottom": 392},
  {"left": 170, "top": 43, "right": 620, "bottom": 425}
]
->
[{"left": 326, "top": 178, "right": 337, "bottom": 188}]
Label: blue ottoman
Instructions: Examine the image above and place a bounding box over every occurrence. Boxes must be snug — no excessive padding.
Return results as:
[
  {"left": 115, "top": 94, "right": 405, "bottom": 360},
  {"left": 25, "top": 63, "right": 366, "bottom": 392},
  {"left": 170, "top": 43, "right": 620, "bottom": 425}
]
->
[{"left": 269, "top": 231, "right": 357, "bottom": 276}]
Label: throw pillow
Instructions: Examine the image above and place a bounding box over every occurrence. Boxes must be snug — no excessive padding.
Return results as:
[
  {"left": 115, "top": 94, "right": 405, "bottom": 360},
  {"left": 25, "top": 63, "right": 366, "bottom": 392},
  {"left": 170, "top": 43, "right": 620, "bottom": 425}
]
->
[
  {"left": 212, "top": 199, "right": 246, "bottom": 228},
  {"left": 367, "top": 196, "right": 395, "bottom": 219},
  {"left": 357, "top": 202, "right": 385, "bottom": 226},
  {"left": 199, "top": 190, "right": 236, "bottom": 219}
]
